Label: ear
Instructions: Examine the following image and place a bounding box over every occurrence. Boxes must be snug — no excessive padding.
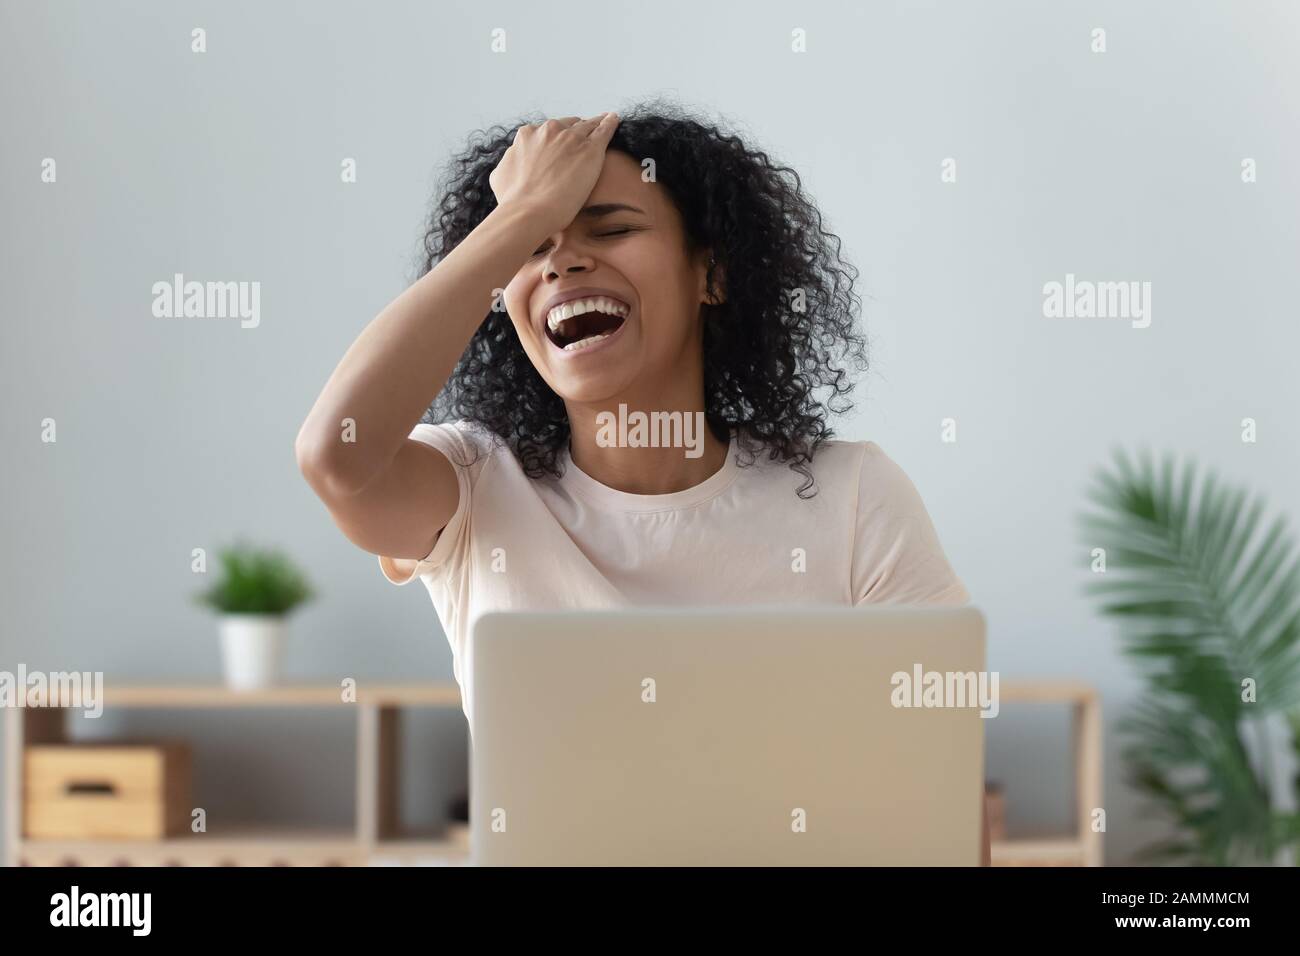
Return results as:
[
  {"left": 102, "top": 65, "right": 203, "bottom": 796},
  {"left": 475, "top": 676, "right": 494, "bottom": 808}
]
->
[{"left": 700, "top": 249, "right": 726, "bottom": 306}]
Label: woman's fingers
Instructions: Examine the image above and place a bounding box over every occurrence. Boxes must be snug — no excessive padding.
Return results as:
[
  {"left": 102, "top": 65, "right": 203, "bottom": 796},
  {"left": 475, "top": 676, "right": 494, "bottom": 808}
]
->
[
  {"left": 565, "top": 112, "right": 619, "bottom": 139},
  {"left": 525, "top": 112, "right": 617, "bottom": 139},
  {"left": 585, "top": 111, "right": 620, "bottom": 141},
  {"left": 514, "top": 116, "right": 579, "bottom": 140},
  {"left": 551, "top": 112, "right": 616, "bottom": 140}
]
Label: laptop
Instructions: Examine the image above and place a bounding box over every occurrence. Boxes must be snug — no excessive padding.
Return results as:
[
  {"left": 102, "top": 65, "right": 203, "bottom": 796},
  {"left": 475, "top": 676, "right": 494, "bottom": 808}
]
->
[{"left": 468, "top": 606, "right": 987, "bottom": 866}]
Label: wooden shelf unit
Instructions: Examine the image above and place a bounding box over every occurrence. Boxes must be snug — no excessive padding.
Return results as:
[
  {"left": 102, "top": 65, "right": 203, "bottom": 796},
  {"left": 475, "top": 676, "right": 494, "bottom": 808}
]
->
[
  {"left": 4, "top": 680, "right": 1102, "bottom": 866},
  {"left": 2, "top": 683, "right": 468, "bottom": 867},
  {"left": 989, "top": 681, "right": 1103, "bottom": 867}
]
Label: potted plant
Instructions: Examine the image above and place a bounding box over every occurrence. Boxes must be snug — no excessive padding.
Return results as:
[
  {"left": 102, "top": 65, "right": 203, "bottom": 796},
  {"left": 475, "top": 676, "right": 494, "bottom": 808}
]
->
[
  {"left": 195, "top": 542, "right": 314, "bottom": 690},
  {"left": 1078, "top": 447, "right": 1300, "bottom": 865}
]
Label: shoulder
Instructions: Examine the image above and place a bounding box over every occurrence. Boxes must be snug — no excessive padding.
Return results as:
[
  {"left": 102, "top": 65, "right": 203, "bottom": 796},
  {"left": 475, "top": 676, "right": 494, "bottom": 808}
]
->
[
  {"left": 408, "top": 419, "right": 507, "bottom": 474},
  {"left": 838, "top": 440, "right": 970, "bottom": 605},
  {"left": 730, "top": 435, "right": 914, "bottom": 506},
  {"left": 801, "top": 438, "right": 924, "bottom": 513},
  {"left": 854, "top": 441, "right": 929, "bottom": 511}
]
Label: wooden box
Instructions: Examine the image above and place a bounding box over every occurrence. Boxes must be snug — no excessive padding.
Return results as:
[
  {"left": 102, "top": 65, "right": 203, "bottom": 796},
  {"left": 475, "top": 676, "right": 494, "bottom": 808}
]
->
[{"left": 24, "top": 742, "right": 192, "bottom": 840}]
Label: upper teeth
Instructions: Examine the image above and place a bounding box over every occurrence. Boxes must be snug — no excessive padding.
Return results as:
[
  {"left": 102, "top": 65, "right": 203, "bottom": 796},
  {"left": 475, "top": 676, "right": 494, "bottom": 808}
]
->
[{"left": 546, "top": 296, "right": 630, "bottom": 334}]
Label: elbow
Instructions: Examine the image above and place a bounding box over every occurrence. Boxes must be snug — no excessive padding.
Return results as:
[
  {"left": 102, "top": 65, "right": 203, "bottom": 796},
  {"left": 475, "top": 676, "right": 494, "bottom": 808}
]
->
[{"left": 295, "top": 427, "right": 366, "bottom": 500}]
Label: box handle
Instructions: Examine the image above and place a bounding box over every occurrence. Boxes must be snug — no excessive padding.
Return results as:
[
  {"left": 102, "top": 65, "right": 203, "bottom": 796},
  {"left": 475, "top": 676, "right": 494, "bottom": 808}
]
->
[{"left": 65, "top": 781, "right": 116, "bottom": 796}]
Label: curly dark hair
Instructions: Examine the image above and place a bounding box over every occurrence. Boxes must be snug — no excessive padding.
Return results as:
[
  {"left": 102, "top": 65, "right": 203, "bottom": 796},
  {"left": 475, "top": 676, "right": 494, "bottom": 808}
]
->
[{"left": 419, "top": 98, "right": 868, "bottom": 497}]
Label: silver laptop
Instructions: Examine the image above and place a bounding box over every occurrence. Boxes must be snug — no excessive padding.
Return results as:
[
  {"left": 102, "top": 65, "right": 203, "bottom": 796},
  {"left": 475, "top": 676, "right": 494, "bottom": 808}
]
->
[{"left": 469, "top": 606, "right": 987, "bottom": 866}]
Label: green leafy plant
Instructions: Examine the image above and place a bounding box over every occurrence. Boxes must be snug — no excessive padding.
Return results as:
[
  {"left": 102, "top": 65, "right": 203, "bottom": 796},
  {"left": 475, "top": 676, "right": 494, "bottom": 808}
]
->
[
  {"left": 194, "top": 541, "right": 314, "bottom": 616},
  {"left": 1079, "top": 447, "right": 1300, "bottom": 865}
]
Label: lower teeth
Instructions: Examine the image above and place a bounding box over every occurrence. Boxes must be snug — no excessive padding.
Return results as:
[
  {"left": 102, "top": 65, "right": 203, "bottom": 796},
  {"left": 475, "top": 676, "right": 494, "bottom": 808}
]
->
[{"left": 561, "top": 332, "right": 610, "bottom": 351}]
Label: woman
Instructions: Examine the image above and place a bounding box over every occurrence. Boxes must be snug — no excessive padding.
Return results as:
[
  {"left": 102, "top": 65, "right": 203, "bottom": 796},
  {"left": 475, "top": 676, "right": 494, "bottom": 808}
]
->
[{"left": 295, "top": 102, "right": 982, "bottom": 860}]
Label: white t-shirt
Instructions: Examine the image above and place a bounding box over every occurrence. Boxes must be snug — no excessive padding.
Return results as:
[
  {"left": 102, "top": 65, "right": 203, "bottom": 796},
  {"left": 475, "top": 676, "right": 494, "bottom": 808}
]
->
[{"left": 379, "top": 420, "right": 971, "bottom": 722}]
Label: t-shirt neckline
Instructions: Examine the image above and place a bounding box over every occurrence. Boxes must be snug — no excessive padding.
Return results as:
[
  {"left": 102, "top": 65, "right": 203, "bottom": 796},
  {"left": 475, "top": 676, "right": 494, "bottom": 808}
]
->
[{"left": 558, "top": 429, "right": 740, "bottom": 512}]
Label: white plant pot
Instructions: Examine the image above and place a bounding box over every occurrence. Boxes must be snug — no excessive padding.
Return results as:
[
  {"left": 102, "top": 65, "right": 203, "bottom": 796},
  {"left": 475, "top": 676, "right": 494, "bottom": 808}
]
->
[{"left": 219, "top": 614, "right": 287, "bottom": 690}]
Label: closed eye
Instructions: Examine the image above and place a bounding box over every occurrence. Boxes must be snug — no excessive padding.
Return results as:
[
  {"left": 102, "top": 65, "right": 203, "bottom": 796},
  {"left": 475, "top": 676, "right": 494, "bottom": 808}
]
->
[{"left": 530, "top": 226, "right": 640, "bottom": 257}]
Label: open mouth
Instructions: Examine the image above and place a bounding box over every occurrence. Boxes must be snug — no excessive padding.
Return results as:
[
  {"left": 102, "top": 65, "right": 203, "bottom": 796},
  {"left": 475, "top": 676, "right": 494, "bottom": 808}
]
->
[{"left": 544, "top": 296, "right": 629, "bottom": 352}]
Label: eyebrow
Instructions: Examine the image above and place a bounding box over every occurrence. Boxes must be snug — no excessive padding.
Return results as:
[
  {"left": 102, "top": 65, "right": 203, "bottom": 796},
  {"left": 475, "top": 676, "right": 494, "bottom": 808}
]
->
[{"left": 577, "top": 203, "right": 647, "bottom": 218}]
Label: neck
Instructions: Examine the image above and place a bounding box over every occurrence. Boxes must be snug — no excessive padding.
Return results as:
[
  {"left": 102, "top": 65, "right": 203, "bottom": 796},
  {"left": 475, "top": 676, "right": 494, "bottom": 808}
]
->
[{"left": 565, "top": 391, "right": 728, "bottom": 495}]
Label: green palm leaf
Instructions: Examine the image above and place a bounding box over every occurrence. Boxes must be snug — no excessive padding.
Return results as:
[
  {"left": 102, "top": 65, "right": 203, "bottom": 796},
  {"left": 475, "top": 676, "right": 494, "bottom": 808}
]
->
[{"left": 1078, "top": 447, "right": 1300, "bottom": 865}]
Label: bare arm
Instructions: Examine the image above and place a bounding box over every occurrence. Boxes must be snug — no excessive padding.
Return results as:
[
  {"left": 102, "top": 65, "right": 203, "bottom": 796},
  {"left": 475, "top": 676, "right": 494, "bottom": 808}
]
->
[
  {"left": 295, "top": 113, "right": 620, "bottom": 568},
  {"left": 294, "top": 200, "right": 550, "bottom": 564}
]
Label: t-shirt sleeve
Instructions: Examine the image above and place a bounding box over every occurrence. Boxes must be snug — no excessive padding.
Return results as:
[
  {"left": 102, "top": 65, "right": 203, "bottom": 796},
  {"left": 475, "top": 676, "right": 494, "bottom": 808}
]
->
[
  {"left": 851, "top": 442, "right": 971, "bottom": 607},
  {"left": 377, "top": 420, "right": 486, "bottom": 586}
]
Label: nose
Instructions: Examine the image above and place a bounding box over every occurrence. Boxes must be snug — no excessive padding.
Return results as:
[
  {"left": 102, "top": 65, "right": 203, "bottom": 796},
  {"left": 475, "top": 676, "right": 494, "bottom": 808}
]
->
[{"left": 542, "top": 234, "right": 595, "bottom": 278}]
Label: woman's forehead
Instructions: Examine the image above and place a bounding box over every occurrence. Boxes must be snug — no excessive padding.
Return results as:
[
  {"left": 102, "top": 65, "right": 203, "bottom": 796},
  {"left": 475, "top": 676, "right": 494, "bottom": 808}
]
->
[{"left": 589, "top": 150, "right": 664, "bottom": 214}]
